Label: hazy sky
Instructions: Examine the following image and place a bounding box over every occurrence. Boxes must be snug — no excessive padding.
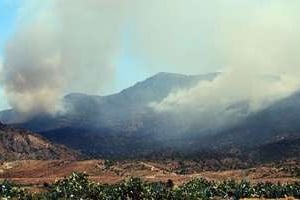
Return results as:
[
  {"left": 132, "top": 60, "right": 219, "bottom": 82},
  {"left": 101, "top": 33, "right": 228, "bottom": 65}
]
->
[
  {"left": 1, "top": 1, "right": 300, "bottom": 114},
  {"left": 0, "top": 0, "right": 220, "bottom": 112},
  {"left": 0, "top": 1, "right": 153, "bottom": 110},
  {"left": 0, "top": 1, "right": 21, "bottom": 110}
]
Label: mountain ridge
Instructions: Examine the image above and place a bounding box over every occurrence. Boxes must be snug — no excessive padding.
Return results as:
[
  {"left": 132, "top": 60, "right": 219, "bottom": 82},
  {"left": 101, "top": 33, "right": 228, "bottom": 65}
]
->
[
  {"left": 0, "top": 122, "right": 80, "bottom": 161},
  {"left": 0, "top": 72, "right": 300, "bottom": 162}
]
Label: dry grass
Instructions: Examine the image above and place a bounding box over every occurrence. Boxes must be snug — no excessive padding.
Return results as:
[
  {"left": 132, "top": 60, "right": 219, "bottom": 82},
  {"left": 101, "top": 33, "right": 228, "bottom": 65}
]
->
[{"left": 0, "top": 159, "right": 299, "bottom": 187}]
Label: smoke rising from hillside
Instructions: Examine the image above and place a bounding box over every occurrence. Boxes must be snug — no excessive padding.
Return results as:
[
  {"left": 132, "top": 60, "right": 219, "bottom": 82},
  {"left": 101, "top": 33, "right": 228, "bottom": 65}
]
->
[
  {"left": 1, "top": 0, "right": 128, "bottom": 115},
  {"left": 149, "top": 1, "right": 300, "bottom": 129},
  {"left": 1, "top": 0, "right": 300, "bottom": 120}
]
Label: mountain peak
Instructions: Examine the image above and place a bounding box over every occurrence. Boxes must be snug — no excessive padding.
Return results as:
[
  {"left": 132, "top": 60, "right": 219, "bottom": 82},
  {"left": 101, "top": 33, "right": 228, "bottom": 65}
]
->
[
  {"left": 151, "top": 71, "right": 220, "bottom": 80},
  {"left": 153, "top": 72, "right": 187, "bottom": 78}
]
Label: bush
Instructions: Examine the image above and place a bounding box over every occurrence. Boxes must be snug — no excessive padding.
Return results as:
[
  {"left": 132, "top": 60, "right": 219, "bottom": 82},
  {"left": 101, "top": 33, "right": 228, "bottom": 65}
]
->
[
  {"left": 1, "top": 172, "right": 300, "bottom": 199},
  {"left": 0, "top": 180, "right": 26, "bottom": 199}
]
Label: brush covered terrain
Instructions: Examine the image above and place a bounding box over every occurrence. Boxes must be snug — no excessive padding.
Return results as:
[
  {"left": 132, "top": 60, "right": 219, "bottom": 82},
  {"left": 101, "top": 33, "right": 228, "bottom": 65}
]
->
[
  {"left": 0, "top": 123, "right": 78, "bottom": 161},
  {"left": 1, "top": 171, "right": 300, "bottom": 199},
  {"left": 0, "top": 159, "right": 300, "bottom": 199}
]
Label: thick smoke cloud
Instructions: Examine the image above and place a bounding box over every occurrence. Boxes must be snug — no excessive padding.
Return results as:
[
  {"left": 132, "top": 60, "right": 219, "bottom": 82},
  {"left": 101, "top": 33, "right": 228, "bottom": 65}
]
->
[
  {"left": 1, "top": 0, "right": 300, "bottom": 122},
  {"left": 1, "top": 0, "right": 128, "bottom": 115},
  {"left": 3, "top": 25, "right": 62, "bottom": 114},
  {"left": 150, "top": 1, "right": 300, "bottom": 129}
]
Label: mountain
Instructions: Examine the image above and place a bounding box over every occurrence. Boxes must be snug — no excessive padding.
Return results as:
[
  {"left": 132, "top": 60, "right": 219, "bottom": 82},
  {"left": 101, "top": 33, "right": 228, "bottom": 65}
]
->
[
  {"left": 1, "top": 72, "right": 300, "bottom": 162},
  {"left": 0, "top": 122, "right": 79, "bottom": 161},
  {"left": 0, "top": 72, "right": 218, "bottom": 157},
  {"left": 208, "top": 90, "right": 300, "bottom": 149},
  {"left": 188, "top": 90, "right": 300, "bottom": 164},
  {"left": 246, "top": 138, "right": 300, "bottom": 163}
]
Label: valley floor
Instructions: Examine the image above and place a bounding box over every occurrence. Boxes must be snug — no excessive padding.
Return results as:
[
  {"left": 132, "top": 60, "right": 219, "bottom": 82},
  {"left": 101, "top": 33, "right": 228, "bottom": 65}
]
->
[{"left": 0, "top": 159, "right": 299, "bottom": 186}]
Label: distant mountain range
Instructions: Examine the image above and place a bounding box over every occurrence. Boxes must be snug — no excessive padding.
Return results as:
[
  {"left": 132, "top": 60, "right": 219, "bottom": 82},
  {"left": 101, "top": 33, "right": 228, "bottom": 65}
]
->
[{"left": 1, "top": 72, "right": 300, "bottom": 162}]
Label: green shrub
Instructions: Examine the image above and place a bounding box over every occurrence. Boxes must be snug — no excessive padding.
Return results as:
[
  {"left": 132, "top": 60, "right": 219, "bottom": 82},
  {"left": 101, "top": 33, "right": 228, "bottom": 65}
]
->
[{"left": 1, "top": 172, "right": 300, "bottom": 199}]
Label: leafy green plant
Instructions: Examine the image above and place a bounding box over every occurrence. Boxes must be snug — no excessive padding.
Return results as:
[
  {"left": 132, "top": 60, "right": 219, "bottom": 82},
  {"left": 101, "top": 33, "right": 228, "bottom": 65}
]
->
[
  {"left": 0, "top": 180, "right": 26, "bottom": 199},
  {"left": 1, "top": 172, "right": 300, "bottom": 199}
]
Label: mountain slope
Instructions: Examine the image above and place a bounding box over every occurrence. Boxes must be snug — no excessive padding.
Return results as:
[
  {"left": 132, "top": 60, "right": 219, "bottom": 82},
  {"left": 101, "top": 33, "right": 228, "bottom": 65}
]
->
[
  {"left": 207, "top": 90, "right": 300, "bottom": 149},
  {"left": 246, "top": 138, "right": 300, "bottom": 163},
  {"left": 0, "top": 72, "right": 218, "bottom": 157},
  {"left": 0, "top": 122, "right": 79, "bottom": 161},
  {"left": 1, "top": 72, "right": 300, "bottom": 162}
]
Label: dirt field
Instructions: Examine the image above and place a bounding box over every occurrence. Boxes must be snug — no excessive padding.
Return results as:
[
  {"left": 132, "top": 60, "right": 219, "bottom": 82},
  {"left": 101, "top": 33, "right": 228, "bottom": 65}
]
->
[{"left": 0, "top": 159, "right": 299, "bottom": 186}]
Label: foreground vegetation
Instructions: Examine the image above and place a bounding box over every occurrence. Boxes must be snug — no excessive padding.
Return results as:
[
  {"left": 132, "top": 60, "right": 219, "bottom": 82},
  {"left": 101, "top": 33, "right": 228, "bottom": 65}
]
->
[{"left": 1, "top": 172, "right": 300, "bottom": 199}]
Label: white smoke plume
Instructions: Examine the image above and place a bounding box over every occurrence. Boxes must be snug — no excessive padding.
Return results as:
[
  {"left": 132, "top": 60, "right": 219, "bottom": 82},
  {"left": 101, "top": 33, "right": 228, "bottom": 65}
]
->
[
  {"left": 1, "top": 0, "right": 128, "bottom": 115},
  {"left": 150, "top": 1, "right": 300, "bottom": 129}
]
